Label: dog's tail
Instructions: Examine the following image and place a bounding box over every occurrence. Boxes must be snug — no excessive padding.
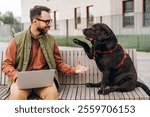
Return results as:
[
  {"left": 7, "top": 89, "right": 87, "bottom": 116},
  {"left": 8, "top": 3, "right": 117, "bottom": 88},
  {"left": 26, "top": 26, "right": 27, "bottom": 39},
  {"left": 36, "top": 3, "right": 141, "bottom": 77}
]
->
[{"left": 136, "top": 81, "right": 150, "bottom": 96}]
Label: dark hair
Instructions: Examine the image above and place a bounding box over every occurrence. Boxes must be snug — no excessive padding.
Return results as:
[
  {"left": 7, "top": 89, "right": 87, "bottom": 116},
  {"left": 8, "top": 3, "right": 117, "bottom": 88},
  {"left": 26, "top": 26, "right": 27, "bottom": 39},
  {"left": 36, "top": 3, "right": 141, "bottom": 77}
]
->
[{"left": 30, "top": 5, "right": 51, "bottom": 23}]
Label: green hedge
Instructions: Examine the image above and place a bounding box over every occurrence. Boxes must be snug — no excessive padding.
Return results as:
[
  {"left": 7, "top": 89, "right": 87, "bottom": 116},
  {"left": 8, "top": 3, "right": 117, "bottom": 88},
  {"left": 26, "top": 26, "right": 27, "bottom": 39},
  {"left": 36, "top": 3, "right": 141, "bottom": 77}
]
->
[{"left": 55, "top": 35, "right": 150, "bottom": 52}]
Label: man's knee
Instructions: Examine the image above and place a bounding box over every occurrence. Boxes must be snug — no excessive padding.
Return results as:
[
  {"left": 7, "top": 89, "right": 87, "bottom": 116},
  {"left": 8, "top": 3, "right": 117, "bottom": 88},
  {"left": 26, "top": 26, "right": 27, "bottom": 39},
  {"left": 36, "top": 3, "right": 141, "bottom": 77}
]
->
[
  {"left": 9, "top": 92, "right": 28, "bottom": 100},
  {"left": 42, "top": 90, "right": 59, "bottom": 100}
]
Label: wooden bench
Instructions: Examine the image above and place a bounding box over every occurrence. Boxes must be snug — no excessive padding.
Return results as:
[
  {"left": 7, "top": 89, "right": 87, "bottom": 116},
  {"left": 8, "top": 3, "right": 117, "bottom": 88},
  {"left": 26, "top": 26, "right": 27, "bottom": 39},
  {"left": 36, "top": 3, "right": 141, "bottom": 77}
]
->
[{"left": 0, "top": 47, "right": 149, "bottom": 100}]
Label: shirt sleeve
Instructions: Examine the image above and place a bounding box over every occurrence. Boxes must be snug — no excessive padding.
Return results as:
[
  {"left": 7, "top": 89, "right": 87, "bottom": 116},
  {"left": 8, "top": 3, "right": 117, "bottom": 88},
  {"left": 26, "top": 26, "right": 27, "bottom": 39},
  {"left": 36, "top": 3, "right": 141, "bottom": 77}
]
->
[
  {"left": 2, "top": 38, "right": 18, "bottom": 81},
  {"left": 53, "top": 42, "right": 76, "bottom": 74}
]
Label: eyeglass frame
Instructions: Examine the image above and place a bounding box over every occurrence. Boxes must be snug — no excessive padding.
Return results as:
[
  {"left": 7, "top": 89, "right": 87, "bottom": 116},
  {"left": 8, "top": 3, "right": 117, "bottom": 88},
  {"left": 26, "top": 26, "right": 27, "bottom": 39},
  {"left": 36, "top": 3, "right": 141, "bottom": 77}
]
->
[{"left": 35, "top": 18, "right": 53, "bottom": 25}]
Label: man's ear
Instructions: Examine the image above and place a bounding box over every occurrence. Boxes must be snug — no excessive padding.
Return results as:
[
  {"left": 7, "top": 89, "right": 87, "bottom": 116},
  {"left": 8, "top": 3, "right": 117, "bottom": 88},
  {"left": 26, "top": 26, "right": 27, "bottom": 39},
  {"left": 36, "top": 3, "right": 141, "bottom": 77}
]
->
[{"left": 32, "top": 18, "right": 38, "bottom": 24}]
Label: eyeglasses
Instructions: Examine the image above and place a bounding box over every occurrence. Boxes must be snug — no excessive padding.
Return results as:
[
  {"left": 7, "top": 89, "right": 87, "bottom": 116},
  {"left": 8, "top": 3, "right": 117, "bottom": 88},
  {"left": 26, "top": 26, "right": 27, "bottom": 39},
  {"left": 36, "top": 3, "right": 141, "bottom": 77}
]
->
[{"left": 36, "top": 18, "right": 53, "bottom": 25}]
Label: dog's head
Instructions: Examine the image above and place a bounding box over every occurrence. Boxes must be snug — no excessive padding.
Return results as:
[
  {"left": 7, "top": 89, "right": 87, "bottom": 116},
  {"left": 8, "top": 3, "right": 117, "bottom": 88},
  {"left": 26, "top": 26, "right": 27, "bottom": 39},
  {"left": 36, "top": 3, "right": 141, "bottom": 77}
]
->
[{"left": 82, "top": 23, "right": 117, "bottom": 50}]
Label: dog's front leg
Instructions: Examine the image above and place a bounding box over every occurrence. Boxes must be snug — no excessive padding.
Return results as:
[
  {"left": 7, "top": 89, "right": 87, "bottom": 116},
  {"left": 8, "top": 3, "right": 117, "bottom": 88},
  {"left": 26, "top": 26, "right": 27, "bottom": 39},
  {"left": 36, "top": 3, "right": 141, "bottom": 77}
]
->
[
  {"left": 98, "top": 71, "right": 110, "bottom": 94},
  {"left": 73, "top": 39, "right": 93, "bottom": 59}
]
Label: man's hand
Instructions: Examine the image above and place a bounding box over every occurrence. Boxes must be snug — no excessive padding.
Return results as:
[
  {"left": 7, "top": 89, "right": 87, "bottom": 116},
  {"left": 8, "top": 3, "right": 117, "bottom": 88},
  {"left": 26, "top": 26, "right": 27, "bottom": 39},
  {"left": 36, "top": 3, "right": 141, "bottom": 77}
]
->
[{"left": 75, "top": 61, "right": 89, "bottom": 74}]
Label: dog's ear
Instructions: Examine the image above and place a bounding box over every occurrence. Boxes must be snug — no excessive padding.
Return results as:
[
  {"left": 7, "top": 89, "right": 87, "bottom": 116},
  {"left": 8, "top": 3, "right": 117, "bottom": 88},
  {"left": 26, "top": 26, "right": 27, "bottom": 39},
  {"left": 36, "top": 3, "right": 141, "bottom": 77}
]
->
[{"left": 100, "top": 27, "right": 110, "bottom": 39}]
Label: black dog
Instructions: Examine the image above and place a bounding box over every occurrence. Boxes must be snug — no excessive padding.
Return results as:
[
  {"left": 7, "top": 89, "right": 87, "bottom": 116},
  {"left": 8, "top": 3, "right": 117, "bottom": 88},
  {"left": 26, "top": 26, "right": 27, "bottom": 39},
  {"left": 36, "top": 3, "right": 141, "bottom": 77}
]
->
[{"left": 73, "top": 23, "right": 150, "bottom": 96}]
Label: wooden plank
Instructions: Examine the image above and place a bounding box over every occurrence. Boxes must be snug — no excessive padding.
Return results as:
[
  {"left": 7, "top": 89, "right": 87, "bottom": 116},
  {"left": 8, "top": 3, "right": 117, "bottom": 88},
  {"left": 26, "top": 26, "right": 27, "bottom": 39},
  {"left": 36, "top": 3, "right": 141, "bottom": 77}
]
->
[
  {"left": 89, "top": 59, "right": 94, "bottom": 83},
  {"left": 59, "top": 85, "right": 66, "bottom": 99},
  {"left": 76, "top": 85, "right": 82, "bottom": 100},
  {"left": 85, "top": 53, "right": 90, "bottom": 84},
  {"left": 134, "top": 88, "right": 145, "bottom": 100},
  {"left": 93, "top": 61, "right": 98, "bottom": 83},
  {"left": 1, "top": 92, "right": 10, "bottom": 100},
  {"left": 0, "top": 86, "right": 9, "bottom": 99},
  {"left": 80, "top": 50, "right": 86, "bottom": 84},
  {"left": 70, "top": 50, "right": 74, "bottom": 84},
  {"left": 66, "top": 85, "right": 73, "bottom": 100},
  {"left": 61, "top": 50, "right": 67, "bottom": 84},
  {"left": 61, "top": 85, "right": 70, "bottom": 100},
  {"left": 130, "top": 90, "right": 140, "bottom": 100},
  {"left": 71, "top": 85, "right": 78, "bottom": 100},
  {"left": 66, "top": 50, "right": 71, "bottom": 84},
  {"left": 109, "top": 92, "right": 115, "bottom": 100},
  {"left": 117, "top": 92, "right": 125, "bottom": 100},
  {"left": 94, "top": 88, "right": 100, "bottom": 100},
  {"left": 85, "top": 87, "right": 90, "bottom": 100},
  {"left": 104, "top": 94, "right": 110, "bottom": 100},
  {"left": 137, "top": 87, "right": 149, "bottom": 100},
  {"left": 112, "top": 92, "right": 120, "bottom": 100},
  {"left": 74, "top": 50, "right": 78, "bottom": 84},
  {"left": 81, "top": 85, "right": 86, "bottom": 100},
  {"left": 89, "top": 88, "right": 95, "bottom": 100},
  {"left": 122, "top": 92, "right": 130, "bottom": 100},
  {"left": 126, "top": 91, "right": 134, "bottom": 100},
  {"left": 77, "top": 50, "right": 82, "bottom": 84}
]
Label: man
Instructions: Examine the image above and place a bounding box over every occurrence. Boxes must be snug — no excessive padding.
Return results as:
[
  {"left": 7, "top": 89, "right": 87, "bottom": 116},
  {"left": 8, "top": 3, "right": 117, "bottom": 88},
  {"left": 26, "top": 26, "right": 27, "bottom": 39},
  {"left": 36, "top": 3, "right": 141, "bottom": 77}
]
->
[{"left": 2, "top": 5, "right": 88, "bottom": 100}]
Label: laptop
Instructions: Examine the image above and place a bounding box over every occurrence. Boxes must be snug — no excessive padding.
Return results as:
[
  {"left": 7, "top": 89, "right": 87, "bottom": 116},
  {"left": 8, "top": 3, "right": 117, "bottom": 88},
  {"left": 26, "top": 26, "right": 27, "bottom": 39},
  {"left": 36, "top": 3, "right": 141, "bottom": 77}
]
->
[{"left": 17, "top": 69, "right": 56, "bottom": 89}]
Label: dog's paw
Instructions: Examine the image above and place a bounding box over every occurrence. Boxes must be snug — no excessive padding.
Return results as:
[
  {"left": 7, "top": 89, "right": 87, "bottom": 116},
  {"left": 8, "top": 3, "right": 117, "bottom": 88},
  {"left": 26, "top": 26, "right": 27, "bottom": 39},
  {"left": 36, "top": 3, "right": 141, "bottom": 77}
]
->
[
  {"left": 103, "top": 89, "right": 111, "bottom": 95},
  {"left": 86, "top": 83, "right": 92, "bottom": 87},
  {"left": 73, "top": 38, "right": 83, "bottom": 45},
  {"left": 97, "top": 89, "right": 103, "bottom": 94}
]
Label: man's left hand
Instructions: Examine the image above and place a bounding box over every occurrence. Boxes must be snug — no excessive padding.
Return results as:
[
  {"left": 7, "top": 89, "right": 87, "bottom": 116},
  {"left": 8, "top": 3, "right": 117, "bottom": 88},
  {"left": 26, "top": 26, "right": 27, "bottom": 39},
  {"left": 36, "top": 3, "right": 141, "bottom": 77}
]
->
[{"left": 75, "top": 61, "right": 89, "bottom": 74}]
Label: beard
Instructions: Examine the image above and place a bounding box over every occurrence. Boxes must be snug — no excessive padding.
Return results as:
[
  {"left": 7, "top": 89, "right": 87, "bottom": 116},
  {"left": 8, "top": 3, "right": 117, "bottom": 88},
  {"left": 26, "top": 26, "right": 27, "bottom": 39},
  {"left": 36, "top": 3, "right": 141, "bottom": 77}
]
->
[{"left": 37, "top": 26, "right": 50, "bottom": 35}]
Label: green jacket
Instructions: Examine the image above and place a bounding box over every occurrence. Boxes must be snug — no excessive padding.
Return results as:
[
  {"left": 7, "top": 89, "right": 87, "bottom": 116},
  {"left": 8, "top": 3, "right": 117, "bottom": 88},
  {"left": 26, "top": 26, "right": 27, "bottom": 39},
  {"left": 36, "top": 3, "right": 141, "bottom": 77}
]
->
[{"left": 8, "top": 29, "right": 60, "bottom": 89}]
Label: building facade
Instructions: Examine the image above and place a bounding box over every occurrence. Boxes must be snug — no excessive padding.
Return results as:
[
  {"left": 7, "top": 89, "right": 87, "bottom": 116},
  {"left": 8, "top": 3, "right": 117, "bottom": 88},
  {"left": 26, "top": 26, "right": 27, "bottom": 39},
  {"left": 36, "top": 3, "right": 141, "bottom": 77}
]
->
[{"left": 21, "top": 0, "right": 150, "bottom": 36}]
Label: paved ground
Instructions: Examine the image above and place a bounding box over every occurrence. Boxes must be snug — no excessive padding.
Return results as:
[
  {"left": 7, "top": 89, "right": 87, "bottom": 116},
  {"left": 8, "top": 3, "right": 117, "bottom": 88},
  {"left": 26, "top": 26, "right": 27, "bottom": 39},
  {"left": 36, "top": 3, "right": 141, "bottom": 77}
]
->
[{"left": 137, "top": 52, "right": 150, "bottom": 87}]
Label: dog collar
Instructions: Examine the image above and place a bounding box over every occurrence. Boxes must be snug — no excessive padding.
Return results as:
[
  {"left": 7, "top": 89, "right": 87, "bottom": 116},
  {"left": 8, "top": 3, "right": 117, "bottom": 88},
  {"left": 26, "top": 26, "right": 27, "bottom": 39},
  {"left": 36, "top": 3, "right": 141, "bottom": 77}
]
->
[
  {"left": 115, "top": 50, "right": 126, "bottom": 69},
  {"left": 93, "top": 45, "right": 118, "bottom": 60},
  {"left": 93, "top": 44, "right": 127, "bottom": 69}
]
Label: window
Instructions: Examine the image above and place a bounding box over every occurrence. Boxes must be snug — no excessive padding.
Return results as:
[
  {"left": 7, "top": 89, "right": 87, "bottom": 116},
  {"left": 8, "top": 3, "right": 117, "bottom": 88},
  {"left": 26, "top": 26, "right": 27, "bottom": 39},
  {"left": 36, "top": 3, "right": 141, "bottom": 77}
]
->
[
  {"left": 143, "top": 0, "right": 150, "bottom": 26},
  {"left": 54, "top": 11, "right": 60, "bottom": 30},
  {"left": 75, "top": 7, "right": 81, "bottom": 29},
  {"left": 87, "top": 6, "right": 94, "bottom": 27},
  {"left": 123, "top": 0, "right": 134, "bottom": 27}
]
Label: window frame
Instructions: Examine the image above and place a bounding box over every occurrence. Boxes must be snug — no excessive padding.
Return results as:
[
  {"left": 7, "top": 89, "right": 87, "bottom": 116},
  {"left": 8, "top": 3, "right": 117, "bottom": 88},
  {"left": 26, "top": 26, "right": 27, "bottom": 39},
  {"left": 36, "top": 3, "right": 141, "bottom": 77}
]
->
[
  {"left": 122, "top": 0, "right": 134, "bottom": 27},
  {"left": 54, "top": 11, "right": 60, "bottom": 30},
  {"left": 74, "top": 7, "right": 81, "bottom": 29},
  {"left": 143, "top": 0, "right": 150, "bottom": 26},
  {"left": 86, "top": 5, "right": 94, "bottom": 28}
]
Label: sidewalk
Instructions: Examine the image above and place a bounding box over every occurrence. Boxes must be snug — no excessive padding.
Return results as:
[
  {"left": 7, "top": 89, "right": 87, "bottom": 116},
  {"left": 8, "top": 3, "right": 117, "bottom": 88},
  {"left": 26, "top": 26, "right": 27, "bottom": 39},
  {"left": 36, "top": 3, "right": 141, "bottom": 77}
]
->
[
  {"left": 137, "top": 52, "right": 150, "bottom": 88},
  {"left": 137, "top": 52, "right": 150, "bottom": 79}
]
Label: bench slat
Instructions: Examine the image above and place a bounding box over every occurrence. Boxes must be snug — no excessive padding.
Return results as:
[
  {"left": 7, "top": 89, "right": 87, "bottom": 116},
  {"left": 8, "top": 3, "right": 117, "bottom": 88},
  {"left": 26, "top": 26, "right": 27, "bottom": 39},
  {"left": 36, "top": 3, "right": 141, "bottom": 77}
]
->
[
  {"left": 76, "top": 85, "right": 82, "bottom": 100},
  {"left": 81, "top": 85, "right": 86, "bottom": 100}
]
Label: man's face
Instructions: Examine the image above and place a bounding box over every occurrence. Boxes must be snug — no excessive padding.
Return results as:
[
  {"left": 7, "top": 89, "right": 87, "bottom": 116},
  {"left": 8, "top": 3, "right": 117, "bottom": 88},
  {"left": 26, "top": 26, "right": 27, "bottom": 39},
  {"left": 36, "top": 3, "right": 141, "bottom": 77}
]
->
[{"left": 36, "top": 11, "right": 52, "bottom": 35}]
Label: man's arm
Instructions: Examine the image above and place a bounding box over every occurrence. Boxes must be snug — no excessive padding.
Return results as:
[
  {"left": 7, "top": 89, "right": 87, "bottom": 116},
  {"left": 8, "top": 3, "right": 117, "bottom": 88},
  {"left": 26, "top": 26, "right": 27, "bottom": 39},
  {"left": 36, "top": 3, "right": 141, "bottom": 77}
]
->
[
  {"left": 53, "top": 42, "right": 88, "bottom": 74},
  {"left": 53, "top": 42, "right": 76, "bottom": 74},
  {"left": 2, "top": 38, "right": 18, "bottom": 81}
]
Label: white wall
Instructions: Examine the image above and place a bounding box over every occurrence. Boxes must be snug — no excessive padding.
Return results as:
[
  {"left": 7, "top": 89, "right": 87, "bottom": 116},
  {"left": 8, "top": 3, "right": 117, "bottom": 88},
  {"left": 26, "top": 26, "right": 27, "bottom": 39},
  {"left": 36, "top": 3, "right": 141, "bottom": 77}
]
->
[
  {"left": 21, "top": 0, "right": 150, "bottom": 35},
  {"left": 21, "top": 0, "right": 111, "bottom": 22}
]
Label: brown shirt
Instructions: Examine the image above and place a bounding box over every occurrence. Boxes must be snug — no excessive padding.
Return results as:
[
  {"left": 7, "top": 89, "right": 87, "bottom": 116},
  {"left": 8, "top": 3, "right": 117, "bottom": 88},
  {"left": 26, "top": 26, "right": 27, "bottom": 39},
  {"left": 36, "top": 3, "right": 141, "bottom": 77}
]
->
[{"left": 2, "top": 38, "right": 76, "bottom": 81}]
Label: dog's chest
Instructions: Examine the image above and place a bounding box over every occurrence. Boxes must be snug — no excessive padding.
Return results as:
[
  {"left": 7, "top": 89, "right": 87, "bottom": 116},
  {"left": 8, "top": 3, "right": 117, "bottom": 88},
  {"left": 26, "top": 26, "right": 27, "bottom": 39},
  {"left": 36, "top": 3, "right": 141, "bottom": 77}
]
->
[{"left": 95, "top": 54, "right": 112, "bottom": 71}]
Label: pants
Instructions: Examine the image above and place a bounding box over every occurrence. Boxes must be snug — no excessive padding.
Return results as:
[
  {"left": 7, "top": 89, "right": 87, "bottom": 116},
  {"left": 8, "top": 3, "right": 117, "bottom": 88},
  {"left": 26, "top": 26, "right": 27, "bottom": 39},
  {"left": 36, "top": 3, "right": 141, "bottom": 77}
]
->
[{"left": 9, "top": 81, "right": 59, "bottom": 100}]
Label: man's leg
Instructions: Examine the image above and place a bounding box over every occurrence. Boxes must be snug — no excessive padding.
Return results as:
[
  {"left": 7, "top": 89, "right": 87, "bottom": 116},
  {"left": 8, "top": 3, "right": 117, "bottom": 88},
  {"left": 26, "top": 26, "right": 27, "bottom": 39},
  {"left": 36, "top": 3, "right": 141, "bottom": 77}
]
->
[
  {"left": 34, "top": 82, "right": 59, "bottom": 100},
  {"left": 9, "top": 82, "right": 32, "bottom": 100}
]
